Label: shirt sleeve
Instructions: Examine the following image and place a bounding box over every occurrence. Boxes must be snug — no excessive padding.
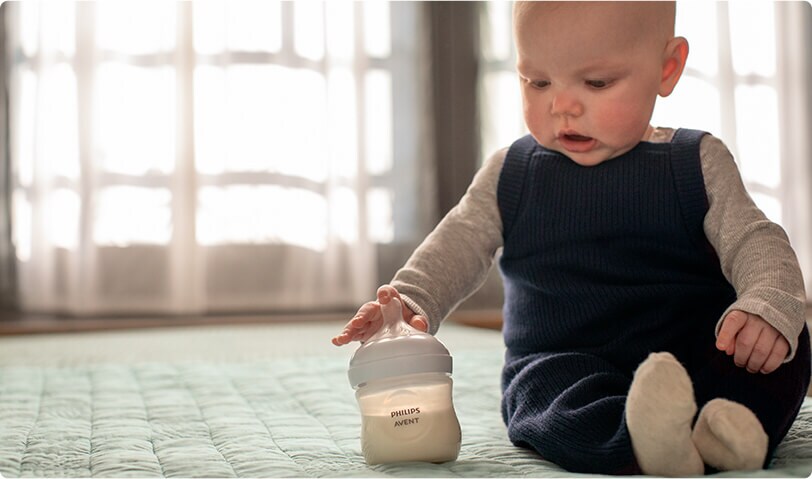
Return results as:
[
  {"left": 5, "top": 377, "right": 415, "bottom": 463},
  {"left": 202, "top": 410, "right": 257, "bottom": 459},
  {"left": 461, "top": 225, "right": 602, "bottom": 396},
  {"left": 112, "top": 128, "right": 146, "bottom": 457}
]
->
[
  {"left": 391, "top": 149, "right": 506, "bottom": 335},
  {"left": 700, "top": 134, "right": 807, "bottom": 361}
]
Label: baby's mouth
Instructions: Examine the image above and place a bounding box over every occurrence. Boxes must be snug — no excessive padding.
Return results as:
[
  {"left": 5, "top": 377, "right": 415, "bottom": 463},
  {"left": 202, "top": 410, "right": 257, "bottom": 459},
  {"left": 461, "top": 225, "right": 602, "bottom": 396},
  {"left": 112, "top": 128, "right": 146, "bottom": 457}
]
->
[
  {"left": 557, "top": 131, "right": 598, "bottom": 153},
  {"left": 563, "top": 134, "right": 593, "bottom": 142}
]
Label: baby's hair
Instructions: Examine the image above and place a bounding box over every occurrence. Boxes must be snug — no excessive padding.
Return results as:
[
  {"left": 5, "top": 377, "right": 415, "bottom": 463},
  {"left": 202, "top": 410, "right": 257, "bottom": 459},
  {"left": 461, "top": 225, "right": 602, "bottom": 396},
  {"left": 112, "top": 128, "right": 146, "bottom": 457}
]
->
[{"left": 513, "top": 1, "right": 677, "bottom": 46}]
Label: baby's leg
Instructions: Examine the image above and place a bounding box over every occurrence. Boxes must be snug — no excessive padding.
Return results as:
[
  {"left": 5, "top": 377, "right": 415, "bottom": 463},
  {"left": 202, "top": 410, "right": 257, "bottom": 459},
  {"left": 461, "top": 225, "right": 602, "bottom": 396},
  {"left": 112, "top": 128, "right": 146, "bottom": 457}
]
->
[
  {"left": 626, "top": 352, "right": 704, "bottom": 476},
  {"left": 501, "top": 352, "right": 639, "bottom": 474},
  {"left": 683, "top": 324, "right": 811, "bottom": 469}
]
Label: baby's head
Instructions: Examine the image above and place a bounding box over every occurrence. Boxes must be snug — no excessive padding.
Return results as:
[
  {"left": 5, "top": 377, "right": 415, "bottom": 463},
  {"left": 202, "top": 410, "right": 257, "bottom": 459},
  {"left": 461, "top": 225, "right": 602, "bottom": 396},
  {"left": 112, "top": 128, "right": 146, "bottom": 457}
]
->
[{"left": 513, "top": 1, "right": 688, "bottom": 166}]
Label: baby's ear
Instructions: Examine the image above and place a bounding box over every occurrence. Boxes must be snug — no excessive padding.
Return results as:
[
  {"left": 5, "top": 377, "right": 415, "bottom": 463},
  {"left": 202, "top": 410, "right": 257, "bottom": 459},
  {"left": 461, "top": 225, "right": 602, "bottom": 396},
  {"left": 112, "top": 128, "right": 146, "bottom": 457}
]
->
[{"left": 659, "top": 36, "right": 689, "bottom": 97}]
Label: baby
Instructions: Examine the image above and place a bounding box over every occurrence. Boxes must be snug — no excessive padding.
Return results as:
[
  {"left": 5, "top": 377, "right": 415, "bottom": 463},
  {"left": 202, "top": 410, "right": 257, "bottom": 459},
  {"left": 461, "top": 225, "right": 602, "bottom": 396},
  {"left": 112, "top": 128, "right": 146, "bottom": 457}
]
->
[{"left": 333, "top": 2, "right": 810, "bottom": 476}]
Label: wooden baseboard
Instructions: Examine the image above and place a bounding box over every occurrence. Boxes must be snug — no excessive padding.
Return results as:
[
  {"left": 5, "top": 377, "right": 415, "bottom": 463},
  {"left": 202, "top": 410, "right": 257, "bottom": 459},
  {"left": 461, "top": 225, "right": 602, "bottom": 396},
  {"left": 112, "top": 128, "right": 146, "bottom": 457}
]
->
[
  {"left": 449, "top": 309, "right": 503, "bottom": 330},
  {"left": 0, "top": 312, "right": 350, "bottom": 336}
]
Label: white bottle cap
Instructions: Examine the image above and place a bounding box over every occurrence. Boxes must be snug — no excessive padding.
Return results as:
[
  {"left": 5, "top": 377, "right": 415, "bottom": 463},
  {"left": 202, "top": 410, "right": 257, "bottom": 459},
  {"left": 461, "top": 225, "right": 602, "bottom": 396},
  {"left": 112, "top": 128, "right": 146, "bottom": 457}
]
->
[{"left": 348, "top": 297, "right": 453, "bottom": 389}]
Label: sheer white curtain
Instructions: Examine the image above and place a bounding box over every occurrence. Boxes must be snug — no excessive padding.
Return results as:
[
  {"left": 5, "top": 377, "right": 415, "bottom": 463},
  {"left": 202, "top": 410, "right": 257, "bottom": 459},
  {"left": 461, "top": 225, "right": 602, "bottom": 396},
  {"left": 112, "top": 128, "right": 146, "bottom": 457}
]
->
[
  {"left": 479, "top": 1, "right": 812, "bottom": 298},
  {"left": 650, "top": 1, "right": 812, "bottom": 297},
  {"left": 6, "top": 1, "right": 426, "bottom": 315}
]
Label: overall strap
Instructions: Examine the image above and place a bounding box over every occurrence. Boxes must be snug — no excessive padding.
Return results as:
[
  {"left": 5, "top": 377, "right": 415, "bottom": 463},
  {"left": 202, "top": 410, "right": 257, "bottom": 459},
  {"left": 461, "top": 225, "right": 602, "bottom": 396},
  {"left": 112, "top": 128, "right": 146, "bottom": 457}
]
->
[
  {"left": 669, "top": 128, "right": 711, "bottom": 251},
  {"left": 499, "top": 134, "right": 538, "bottom": 239}
]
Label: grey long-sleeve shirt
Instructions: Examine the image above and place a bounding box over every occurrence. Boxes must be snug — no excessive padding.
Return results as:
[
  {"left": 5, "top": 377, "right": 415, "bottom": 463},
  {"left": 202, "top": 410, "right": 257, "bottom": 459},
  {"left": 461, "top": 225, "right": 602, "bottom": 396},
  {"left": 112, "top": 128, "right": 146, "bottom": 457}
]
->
[{"left": 392, "top": 128, "right": 807, "bottom": 361}]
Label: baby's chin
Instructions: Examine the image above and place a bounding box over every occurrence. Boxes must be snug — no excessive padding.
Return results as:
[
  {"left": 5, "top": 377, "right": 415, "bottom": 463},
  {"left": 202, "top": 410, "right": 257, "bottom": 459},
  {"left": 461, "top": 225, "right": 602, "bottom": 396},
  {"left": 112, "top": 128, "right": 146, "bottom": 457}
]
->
[{"left": 541, "top": 142, "right": 623, "bottom": 167}]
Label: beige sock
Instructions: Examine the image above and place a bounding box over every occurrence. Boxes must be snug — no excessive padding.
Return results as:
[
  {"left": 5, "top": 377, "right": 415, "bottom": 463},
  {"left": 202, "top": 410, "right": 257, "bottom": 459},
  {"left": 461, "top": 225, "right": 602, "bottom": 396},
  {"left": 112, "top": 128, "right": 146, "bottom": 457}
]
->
[
  {"left": 626, "top": 352, "right": 705, "bottom": 476},
  {"left": 692, "top": 398, "right": 768, "bottom": 471}
]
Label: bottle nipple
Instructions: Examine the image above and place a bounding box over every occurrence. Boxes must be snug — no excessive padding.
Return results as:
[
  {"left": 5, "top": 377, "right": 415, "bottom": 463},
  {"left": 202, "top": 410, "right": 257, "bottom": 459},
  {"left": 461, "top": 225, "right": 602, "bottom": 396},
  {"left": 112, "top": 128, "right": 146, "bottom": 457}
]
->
[
  {"left": 374, "top": 297, "right": 416, "bottom": 340},
  {"left": 348, "top": 295, "right": 452, "bottom": 389}
]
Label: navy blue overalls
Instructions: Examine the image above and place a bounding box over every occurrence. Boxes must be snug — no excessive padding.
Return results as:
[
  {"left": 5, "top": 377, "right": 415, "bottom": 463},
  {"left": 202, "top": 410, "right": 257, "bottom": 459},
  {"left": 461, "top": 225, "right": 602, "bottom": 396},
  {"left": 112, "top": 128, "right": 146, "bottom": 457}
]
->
[{"left": 497, "top": 129, "right": 811, "bottom": 474}]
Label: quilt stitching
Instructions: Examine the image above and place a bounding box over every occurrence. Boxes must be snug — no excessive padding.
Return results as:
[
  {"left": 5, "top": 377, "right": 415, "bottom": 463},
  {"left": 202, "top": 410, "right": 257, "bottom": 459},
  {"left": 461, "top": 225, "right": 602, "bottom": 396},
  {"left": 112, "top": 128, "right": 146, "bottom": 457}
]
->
[
  {"left": 176, "top": 364, "right": 239, "bottom": 478},
  {"left": 279, "top": 364, "right": 360, "bottom": 463},
  {"left": 0, "top": 355, "right": 810, "bottom": 478},
  {"left": 88, "top": 369, "right": 94, "bottom": 477},
  {"left": 223, "top": 364, "right": 311, "bottom": 477},
  {"left": 18, "top": 368, "right": 44, "bottom": 478},
  {"left": 262, "top": 368, "right": 330, "bottom": 475},
  {"left": 132, "top": 364, "right": 168, "bottom": 478}
]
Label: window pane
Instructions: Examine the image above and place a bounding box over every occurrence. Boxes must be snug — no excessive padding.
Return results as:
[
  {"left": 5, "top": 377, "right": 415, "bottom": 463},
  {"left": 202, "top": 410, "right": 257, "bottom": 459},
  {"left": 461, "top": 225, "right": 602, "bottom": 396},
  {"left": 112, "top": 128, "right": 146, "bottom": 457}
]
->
[
  {"left": 14, "top": 69, "right": 37, "bottom": 187},
  {"left": 367, "top": 187, "right": 393, "bottom": 244},
  {"left": 327, "top": 67, "right": 358, "bottom": 178},
  {"left": 651, "top": 76, "right": 720, "bottom": 136},
  {"left": 12, "top": 190, "right": 32, "bottom": 262},
  {"left": 40, "top": 63, "right": 79, "bottom": 180},
  {"left": 197, "top": 186, "right": 327, "bottom": 251},
  {"left": 729, "top": 2, "right": 776, "bottom": 77},
  {"left": 326, "top": 1, "right": 354, "bottom": 62},
  {"left": 13, "top": 3, "right": 77, "bottom": 58},
  {"left": 750, "top": 192, "right": 782, "bottom": 226},
  {"left": 95, "top": 64, "right": 175, "bottom": 175},
  {"left": 228, "top": 1, "right": 281, "bottom": 53},
  {"left": 481, "top": 71, "right": 523, "bottom": 159},
  {"left": 95, "top": 187, "right": 172, "bottom": 245},
  {"left": 675, "top": 1, "right": 717, "bottom": 76},
  {"left": 193, "top": 1, "right": 282, "bottom": 54},
  {"left": 294, "top": 2, "right": 324, "bottom": 61},
  {"left": 278, "top": 69, "right": 328, "bottom": 180},
  {"left": 331, "top": 187, "right": 358, "bottom": 244},
  {"left": 11, "top": 65, "right": 75, "bottom": 183},
  {"left": 193, "top": 1, "right": 226, "bottom": 54},
  {"left": 365, "top": 70, "right": 393, "bottom": 175},
  {"left": 195, "top": 65, "right": 327, "bottom": 180},
  {"left": 363, "top": 1, "right": 391, "bottom": 58},
  {"left": 481, "top": 2, "right": 512, "bottom": 62},
  {"left": 735, "top": 85, "right": 780, "bottom": 188},
  {"left": 19, "top": 1, "right": 40, "bottom": 57},
  {"left": 194, "top": 65, "right": 227, "bottom": 174},
  {"left": 96, "top": 2, "right": 176, "bottom": 55},
  {"left": 49, "top": 189, "right": 81, "bottom": 250}
]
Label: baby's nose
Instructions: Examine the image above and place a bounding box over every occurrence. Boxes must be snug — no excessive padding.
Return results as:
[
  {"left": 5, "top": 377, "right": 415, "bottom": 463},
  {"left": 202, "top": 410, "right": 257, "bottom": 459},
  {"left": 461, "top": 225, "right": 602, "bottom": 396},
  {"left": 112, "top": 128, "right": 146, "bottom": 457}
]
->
[{"left": 550, "top": 90, "right": 584, "bottom": 117}]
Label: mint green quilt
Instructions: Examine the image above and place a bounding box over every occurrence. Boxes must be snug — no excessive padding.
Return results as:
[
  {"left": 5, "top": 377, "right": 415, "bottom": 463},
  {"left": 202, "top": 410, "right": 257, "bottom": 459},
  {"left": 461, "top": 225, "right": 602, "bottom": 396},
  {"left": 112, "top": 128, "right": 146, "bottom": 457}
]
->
[{"left": 0, "top": 323, "right": 809, "bottom": 477}]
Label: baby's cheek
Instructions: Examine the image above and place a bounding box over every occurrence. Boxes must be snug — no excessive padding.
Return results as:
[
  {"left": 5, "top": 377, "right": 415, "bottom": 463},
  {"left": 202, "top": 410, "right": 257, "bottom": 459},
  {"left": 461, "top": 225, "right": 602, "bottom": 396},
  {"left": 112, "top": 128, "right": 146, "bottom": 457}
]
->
[
  {"left": 523, "top": 106, "right": 554, "bottom": 147},
  {"left": 597, "top": 101, "right": 651, "bottom": 144}
]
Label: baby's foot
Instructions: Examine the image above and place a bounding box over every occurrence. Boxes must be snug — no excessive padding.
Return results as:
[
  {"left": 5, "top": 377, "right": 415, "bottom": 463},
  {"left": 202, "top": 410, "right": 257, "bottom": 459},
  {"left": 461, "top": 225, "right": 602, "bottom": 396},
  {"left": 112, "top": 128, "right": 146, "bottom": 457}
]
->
[
  {"left": 692, "top": 398, "right": 768, "bottom": 471},
  {"left": 626, "top": 352, "right": 704, "bottom": 476}
]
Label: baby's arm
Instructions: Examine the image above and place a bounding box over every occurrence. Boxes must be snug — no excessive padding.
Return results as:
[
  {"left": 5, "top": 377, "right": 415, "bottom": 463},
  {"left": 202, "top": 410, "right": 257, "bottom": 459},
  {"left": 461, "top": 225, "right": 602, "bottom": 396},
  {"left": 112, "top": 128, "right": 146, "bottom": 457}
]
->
[
  {"left": 701, "top": 135, "right": 806, "bottom": 370},
  {"left": 332, "top": 150, "right": 506, "bottom": 344},
  {"left": 390, "top": 150, "right": 506, "bottom": 334}
]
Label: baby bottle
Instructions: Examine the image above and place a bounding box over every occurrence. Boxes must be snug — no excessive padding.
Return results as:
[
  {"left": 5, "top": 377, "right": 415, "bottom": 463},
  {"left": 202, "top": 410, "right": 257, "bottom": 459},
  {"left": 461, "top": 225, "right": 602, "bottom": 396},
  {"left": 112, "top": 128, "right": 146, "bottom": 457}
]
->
[{"left": 348, "top": 297, "right": 461, "bottom": 465}]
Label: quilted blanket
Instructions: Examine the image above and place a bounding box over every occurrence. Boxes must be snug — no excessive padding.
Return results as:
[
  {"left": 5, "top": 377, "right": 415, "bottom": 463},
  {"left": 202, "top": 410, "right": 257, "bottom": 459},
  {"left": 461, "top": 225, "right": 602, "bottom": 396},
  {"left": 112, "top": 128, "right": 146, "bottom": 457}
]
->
[{"left": 0, "top": 326, "right": 810, "bottom": 477}]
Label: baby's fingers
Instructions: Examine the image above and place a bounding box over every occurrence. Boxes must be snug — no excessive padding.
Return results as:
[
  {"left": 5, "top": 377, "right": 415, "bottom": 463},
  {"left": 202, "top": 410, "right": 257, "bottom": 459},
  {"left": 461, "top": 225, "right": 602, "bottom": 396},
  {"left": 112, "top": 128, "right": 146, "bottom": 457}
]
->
[
  {"left": 331, "top": 332, "right": 346, "bottom": 346},
  {"left": 744, "top": 328, "right": 777, "bottom": 373},
  {"left": 717, "top": 310, "right": 748, "bottom": 355},
  {"left": 409, "top": 315, "right": 429, "bottom": 332},
  {"left": 331, "top": 301, "right": 382, "bottom": 346},
  {"left": 331, "top": 324, "right": 363, "bottom": 346},
  {"left": 348, "top": 301, "right": 383, "bottom": 329},
  {"left": 759, "top": 337, "right": 789, "bottom": 374}
]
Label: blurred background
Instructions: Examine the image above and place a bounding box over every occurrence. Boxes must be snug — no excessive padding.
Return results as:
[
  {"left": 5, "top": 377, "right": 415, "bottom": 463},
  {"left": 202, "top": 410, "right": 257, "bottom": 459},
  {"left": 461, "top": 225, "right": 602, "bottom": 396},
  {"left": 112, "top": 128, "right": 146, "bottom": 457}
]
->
[{"left": 0, "top": 1, "right": 810, "bottom": 328}]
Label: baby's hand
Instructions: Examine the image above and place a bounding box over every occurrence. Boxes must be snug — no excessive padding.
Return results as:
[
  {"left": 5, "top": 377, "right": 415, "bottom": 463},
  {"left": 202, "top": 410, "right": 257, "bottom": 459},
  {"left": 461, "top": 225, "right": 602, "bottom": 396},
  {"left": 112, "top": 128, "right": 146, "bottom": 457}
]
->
[
  {"left": 331, "top": 285, "right": 429, "bottom": 346},
  {"left": 716, "top": 310, "right": 789, "bottom": 374}
]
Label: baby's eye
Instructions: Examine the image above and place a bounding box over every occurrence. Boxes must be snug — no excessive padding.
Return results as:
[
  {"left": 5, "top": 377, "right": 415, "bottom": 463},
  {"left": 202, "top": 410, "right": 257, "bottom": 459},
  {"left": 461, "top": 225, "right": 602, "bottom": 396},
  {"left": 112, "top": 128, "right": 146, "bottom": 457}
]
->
[
  {"left": 528, "top": 79, "right": 550, "bottom": 89},
  {"left": 586, "top": 79, "right": 611, "bottom": 89}
]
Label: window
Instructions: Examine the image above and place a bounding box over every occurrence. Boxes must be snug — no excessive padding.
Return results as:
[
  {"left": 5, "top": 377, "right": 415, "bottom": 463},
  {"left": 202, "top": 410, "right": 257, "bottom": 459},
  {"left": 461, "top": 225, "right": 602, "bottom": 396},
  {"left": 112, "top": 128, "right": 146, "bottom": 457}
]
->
[
  {"left": 651, "top": 2, "right": 785, "bottom": 225},
  {"left": 6, "top": 1, "right": 429, "bottom": 314},
  {"left": 478, "top": 2, "right": 523, "bottom": 167}
]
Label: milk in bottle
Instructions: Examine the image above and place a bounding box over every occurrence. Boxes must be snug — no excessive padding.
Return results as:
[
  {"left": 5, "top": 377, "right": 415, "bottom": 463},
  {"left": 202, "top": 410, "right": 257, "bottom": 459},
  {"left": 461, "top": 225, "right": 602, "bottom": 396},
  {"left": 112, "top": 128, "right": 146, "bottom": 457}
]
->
[{"left": 348, "top": 297, "right": 461, "bottom": 464}]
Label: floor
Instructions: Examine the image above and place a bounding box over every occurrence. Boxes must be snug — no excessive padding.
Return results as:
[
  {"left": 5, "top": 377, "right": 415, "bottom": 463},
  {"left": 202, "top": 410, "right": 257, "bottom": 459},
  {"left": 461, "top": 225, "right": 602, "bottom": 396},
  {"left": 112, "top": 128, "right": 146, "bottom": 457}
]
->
[
  {"left": 1, "top": 306, "right": 809, "bottom": 395},
  {"left": 0, "top": 319, "right": 504, "bottom": 366}
]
